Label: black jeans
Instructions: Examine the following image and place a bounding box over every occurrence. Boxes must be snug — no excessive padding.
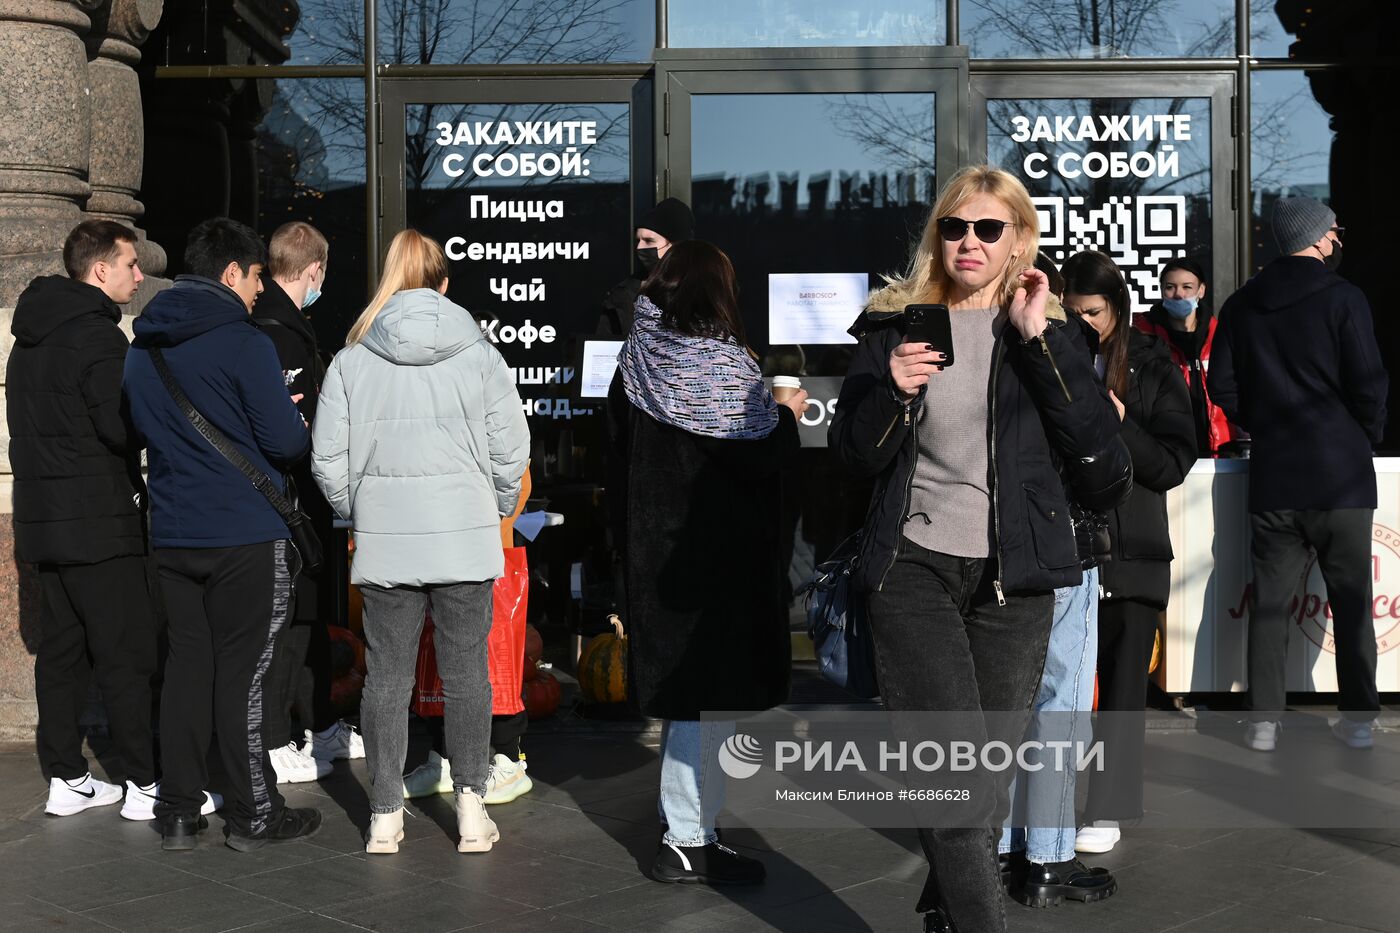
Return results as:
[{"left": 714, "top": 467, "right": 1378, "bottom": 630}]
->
[
  {"left": 265, "top": 618, "right": 336, "bottom": 749},
  {"left": 35, "top": 555, "right": 158, "bottom": 785},
  {"left": 1248, "top": 508, "right": 1380, "bottom": 720},
  {"left": 153, "top": 540, "right": 295, "bottom": 835},
  {"left": 866, "top": 538, "right": 1052, "bottom": 933},
  {"left": 1083, "top": 598, "right": 1157, "bottom": 822}
]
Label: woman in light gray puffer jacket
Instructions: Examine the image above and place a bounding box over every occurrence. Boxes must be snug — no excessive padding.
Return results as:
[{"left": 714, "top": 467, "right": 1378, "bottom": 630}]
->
[{"left": 311, "top": 229, "right": 529, "bottom": 857}]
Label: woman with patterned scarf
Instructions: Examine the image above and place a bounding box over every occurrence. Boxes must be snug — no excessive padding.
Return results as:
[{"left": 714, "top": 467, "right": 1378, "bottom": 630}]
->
[{"left": 607, "top": 240, "right": 805, "bottom": 886}]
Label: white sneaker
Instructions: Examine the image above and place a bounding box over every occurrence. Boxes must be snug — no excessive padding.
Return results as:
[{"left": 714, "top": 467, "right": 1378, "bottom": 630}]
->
[
  {"left": 269, "top": 742, "right": 331, "bottom": 784},
  {"left": 119, "top": 781, "right": 223, "bottom": 821},
  {"left": 306, "top": 721, "right": 365, "bottom": 761},
  {"left": 1332, "top": 717, "right": 1374, "bottom": 749},
  {"left": 483, "top": 754, "right": 533, "bottom": 805},
  {"left": 1075, "top": 821, "right": 1121, "bottom": 854},
  {"left": 45, "top": 773, "right": 123, "bottom": 816},
  {"left": 1245, "top": 720, "right": 1280, "bottom": 752},
  {"left": 365, "top": 808, "right": 405, "bottom": 854},
  {"left": 455, "top": 789, "right": 500, "bottom": 853},
  {"left": 402, "top": 751, "right": 453, "bottom": 799}
]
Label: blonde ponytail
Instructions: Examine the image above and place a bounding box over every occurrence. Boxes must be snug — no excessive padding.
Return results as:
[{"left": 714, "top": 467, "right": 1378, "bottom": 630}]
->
[{"left": 346, "top": 229, "right": 450, "bottom": 345}]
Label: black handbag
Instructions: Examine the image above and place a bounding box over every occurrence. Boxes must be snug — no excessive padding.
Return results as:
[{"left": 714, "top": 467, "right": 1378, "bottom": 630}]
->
[
  {"left": 798, "top": 534, "right": 880, "bottom": 699},
  {"left": 148, "top": 347, "right": 324, "bottom": 575}
]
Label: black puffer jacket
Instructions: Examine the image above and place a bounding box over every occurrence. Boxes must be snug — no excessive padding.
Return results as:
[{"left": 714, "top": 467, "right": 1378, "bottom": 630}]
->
[
  {"left": 5, "top": 276, "right": 145, "bottom": 564},
  {"left": 830, "top": 287, "right": 1131, "bottom": 596},
  {"left": 1100, "top": 329, "right": 1196, "bottom": 607}
]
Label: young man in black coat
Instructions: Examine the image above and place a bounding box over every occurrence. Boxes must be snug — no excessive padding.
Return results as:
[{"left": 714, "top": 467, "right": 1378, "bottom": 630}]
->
[
  {"left": 254, "top": 222, "right": 358, "bottom": 786},
  {"left": 6, "top": 221, "right": 167, "bottom": 818},
  {"left": 1209, "top": 196, "right": 1389, "bottom": 752}
]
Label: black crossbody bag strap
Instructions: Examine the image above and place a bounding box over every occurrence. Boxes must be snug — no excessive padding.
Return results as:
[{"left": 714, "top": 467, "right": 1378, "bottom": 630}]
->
[{"left": 148, "top": 347, "right": 299, "bottom": 520}]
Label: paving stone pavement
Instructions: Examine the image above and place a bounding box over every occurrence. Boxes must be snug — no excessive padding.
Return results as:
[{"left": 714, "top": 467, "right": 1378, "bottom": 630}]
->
[{"left": 2, "top": 726, "right": 1398, "bottom": 933}]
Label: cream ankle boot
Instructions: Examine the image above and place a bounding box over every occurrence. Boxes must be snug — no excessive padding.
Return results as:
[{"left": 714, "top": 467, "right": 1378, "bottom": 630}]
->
[
  {"left": 365, "top": 808, "right": 405, "bottom": 854},
  {"left": 455, "top": 789, "right": 499, "bottom": 853}
]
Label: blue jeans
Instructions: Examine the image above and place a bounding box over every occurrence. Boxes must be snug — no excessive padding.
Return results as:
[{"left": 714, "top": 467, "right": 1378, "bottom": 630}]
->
[
  {"left": 1000, "top": 566, "right": 1098, "bottom": 863},
  {"left": 658, "top": 719, "right": 733, "bottom": 847}
]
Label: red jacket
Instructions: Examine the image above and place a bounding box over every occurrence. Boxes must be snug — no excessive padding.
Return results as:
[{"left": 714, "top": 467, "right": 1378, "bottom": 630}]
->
[{"left": 1135, "top": 306, "right": 1237, "bottom": 456}]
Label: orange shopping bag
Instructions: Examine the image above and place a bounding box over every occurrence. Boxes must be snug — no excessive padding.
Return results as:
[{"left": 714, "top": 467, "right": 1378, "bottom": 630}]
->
[{"left": 412, "top": 546, "right": 529, "bottom": 717}]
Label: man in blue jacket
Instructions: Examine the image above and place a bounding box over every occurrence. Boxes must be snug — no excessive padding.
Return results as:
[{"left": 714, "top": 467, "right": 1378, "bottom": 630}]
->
[
  {"left": 1209, "top": 196, "right": 1388, "bottom": 752},
  {"left": 124, "top": 217, "right": 321, "bottom": 851}
]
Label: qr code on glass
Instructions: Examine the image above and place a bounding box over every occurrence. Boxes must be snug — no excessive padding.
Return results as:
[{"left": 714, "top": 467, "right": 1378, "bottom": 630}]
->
[{"left": 1035, "top": 195, "right": 1187, "bottom": 315}]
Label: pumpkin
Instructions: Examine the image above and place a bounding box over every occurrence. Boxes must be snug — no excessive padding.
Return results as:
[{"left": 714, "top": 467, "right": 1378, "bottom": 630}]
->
[
  {"left": 578, "top": 615, "right": 628, "bottom": 704},
  {"left": 523, "top": 670, "right": 561, "bottom": 720},
  {"left": 525, "top": 624, "right": 543, "bottom": 662},
  {"left": 330, "top": 667, "right": 364, "bottom": 716},
  {"left": 523, "top": 654, "right": 540, "bottom": 682},
  {"left": 328, "top": 624, "right": 366, "bottom": 677}
]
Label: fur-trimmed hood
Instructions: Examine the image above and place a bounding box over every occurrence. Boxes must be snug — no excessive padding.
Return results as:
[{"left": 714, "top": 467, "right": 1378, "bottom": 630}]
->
[{"left": 852, "top": 279, "right": 1066, "bottom": 335}]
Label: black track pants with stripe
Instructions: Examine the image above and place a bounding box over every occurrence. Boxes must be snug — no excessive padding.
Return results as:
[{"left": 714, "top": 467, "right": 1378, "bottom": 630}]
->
[{"left": 153, "top": 540, "right": 295, "bottom": 834}]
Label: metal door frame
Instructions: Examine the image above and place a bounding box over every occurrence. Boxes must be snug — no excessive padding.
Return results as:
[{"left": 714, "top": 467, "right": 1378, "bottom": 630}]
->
[{"left": 654, "top": 46, "right": 971, "bottom": 205}]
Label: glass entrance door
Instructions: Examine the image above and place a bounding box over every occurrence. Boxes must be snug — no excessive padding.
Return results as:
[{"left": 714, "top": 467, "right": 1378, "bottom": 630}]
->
[
  {"left": 656, "top": 49, "right": 967, "bottom": 669},
  {"left": 972, "top": 74, "right": 1238, "bottom": 311}
]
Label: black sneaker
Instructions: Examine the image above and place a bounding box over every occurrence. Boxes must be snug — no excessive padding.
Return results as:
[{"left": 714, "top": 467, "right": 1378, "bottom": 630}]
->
[
  {"left": 226, "top": 807, "right": 323, "bottom": 852},
  {"left": 998, "top": 850, "right": 1029, "bottom": 890},
  {"left": 652, "top": 840, "right": 765, "bottom": 886},
  {"left": 160, "top": 814, "right": 208, "bottom": 852},
  {"left": 923, "top": 905, "right": 957, "bottom": 932},
  {"left": 1010, "top": 857, "right": 1116, "bottom": 908}
]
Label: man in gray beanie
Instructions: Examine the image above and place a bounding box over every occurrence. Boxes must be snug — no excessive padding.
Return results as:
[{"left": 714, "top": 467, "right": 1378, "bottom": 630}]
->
[{"left": 1209, "top": 196, "right": 1387, "bottom": 752}]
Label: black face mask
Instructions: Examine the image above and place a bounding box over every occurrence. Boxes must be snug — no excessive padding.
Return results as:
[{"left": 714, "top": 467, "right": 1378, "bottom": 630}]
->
[
  {"left": 636, "top": 247, "right": 660, "bottom": 272},
  {"left": 1322, "top": 238, "right": 1343, "bottom": 273}
]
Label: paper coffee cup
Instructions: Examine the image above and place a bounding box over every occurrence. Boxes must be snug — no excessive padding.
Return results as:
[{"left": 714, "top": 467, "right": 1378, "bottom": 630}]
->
[{"left": 771, "top": 376, "right": 802, "bottom": 403}]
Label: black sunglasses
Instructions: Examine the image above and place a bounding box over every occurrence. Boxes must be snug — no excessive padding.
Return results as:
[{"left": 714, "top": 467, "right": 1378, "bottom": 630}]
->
[{"left": 937, "top": 216, "right": 1016, "bottom": 244}]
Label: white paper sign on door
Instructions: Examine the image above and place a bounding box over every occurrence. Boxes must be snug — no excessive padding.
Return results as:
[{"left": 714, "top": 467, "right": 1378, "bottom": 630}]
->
[
  {"left": 767, "top": 273, "right": 867, "bottom": 345},
  {"left": 579, "top": 340, "right": 624, "bottom": 399}
]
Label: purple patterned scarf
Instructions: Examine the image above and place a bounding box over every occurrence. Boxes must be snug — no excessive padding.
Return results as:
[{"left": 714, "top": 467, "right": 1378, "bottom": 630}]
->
[{"left": 617, "top": 295, "right": 779, "bottom": 439}]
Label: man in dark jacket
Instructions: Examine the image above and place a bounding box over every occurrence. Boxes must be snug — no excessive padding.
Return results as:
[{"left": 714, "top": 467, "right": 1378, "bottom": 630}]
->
[
  {"left": 1209, "top": 196, "right": 1388, "bottom": 752},
  {"left": 254, "top": 221, "right": 356, "bottom": 786},
  {"left": 596, "top": 198, "right": 694, "bottom": 335},
  {"left": 6, "top": 221, "right": 161, "bottom": 818},
  {"left": 123, "top": 217, "right": 322, "bottom": 851}
]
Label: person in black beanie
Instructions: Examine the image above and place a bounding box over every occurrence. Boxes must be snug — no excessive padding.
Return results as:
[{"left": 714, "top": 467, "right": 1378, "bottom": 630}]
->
[
  {"left": 1209, "top": 196, "right": 1388, "bottom": 753},
  {"left": 597, "top": 198, "right": 695, "bottom": 335}
]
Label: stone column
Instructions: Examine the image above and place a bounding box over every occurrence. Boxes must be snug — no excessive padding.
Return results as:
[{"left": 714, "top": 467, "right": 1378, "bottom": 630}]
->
[
  {"left": 84, "top": 0, "right": 167, "bottom": 312},
  {"left": 0, "top": 0, "right": 99, "bottom": 307}
]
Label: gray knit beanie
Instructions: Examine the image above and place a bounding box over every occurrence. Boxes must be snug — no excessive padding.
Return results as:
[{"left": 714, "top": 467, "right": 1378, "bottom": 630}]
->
[{"left": 1272, "top": 196, "right": 1336, "bottom": 255}]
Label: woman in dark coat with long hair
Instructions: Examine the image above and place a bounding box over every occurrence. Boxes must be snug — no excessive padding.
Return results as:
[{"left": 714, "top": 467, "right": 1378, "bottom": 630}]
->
[
  {"left": 1058, "top": 251, "right": 1195, "bottom": 855},
  {"left": 608, "top": 240, "right": 803, "bottom": 887}
]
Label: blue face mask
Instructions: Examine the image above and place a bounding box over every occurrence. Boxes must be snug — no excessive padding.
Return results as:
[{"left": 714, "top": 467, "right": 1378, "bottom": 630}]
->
[
  {"left": 1161, "top": 296, "right": 1197, "bottom": 319},
  {"left": 302, "top": 285, "right": 321, "bottom": 309}
]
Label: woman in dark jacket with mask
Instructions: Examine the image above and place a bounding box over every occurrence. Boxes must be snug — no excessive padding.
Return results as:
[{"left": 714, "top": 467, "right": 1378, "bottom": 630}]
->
[
  {"left": 1135, "top": 257, "right": 1237, "bottom": 456},
  {"left": 830, "top": 166, "right": 1127, "bottom": 933},
  {"left": 597, "top": 198, "right": 694, "bottom": 335},
  {"left": 1058, "top": 251, "right": 1195, "bottom": 856}
]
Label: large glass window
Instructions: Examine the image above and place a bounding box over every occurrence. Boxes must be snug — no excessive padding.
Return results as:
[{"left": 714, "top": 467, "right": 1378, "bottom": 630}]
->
[
  {"left": 986, "top": 96, "right": 1214, "bottom": 312},
  {"left": 1250, "top": 71, "right": 1332, "bottom": 271},
  {"left": 376, "top": 0, "right": 654, "bottom": 65},
  {"left": 140, "top": 80, "right": 368, "bottom": 346},
  {"left": 669, "top": 1, "right": 945, "bottom": 47},
  {"left": 147, "top": 1, "right": 367, "bottom": 66},
  {"left": 690, "top": 93, "right": 936, "bottom": 355},
  {"left": 962, "top": 0, "right": 1235, "bottom": 59}
]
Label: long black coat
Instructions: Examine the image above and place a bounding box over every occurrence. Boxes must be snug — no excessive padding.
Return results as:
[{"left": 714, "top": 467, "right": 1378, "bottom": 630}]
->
[
  {"left": 607, "top": 375, "right": 798, "bottom": 720},
  {"left": 5, "top": 276, "right": 145, "bottom": 564},
  {"left": 1100, "top": 329, "right": 1196, "bottom": 608}
]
